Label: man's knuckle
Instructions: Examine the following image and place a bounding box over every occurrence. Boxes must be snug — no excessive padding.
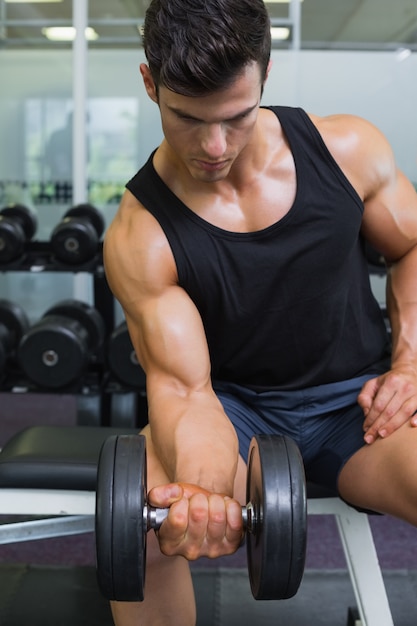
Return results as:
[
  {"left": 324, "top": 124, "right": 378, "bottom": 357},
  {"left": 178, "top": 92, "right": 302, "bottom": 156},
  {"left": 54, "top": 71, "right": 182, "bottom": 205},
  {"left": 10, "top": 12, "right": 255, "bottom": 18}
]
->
[{"left": 403, "top": 398, "right": 417, "bottom": 415}]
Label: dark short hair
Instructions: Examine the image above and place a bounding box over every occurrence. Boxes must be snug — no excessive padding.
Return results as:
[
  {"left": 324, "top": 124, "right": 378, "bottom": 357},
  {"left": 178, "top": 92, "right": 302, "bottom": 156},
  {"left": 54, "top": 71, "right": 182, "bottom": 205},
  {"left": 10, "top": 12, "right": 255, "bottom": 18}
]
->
[{"left": 142, "top": 0, "right": 271, "bottom": 96}]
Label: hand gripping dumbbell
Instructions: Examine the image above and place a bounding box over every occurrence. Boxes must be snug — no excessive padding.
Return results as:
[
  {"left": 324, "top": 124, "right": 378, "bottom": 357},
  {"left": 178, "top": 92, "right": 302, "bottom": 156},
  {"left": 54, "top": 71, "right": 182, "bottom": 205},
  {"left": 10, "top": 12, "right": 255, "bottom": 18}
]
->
[
  {"left": 95, "top": 433, "right": 307, "bottom": 602},
  {"left": 0, "top": 204, "right": 38, "bottom": 264},
  {"left": 50, "top": 203, "right": 105, "bottom": 265},
  {"left": 0, "top": 300, "right": 30, "bottom": 377},
  {"left": 18, "top": 299, "right": 105, "bottom": 389},
  {"left": 107, "top": 321, "right": 146, "bottom": 389}
]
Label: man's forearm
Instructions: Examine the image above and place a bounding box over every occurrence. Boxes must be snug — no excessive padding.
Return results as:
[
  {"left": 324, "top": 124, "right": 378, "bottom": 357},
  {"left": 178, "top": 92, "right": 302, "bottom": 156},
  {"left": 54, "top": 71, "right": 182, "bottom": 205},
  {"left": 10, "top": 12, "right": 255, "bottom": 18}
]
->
[
  {"left": 148, "top": 388, "right": 239, "bottom": 496},
  {"left": 386, "top": 247, "right": 417, "bottom": 371}
]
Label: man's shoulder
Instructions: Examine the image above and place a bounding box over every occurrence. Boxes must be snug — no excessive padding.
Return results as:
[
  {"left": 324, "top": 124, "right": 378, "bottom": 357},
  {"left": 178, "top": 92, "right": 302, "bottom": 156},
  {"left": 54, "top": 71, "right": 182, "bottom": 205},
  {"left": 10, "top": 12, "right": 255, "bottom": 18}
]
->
[
  {"left": 311, "top": 113, "right": 395, "bottom": 201},
  {"left": 311, "top": 112, "right": 382, "bottom": 143},
  {"left": 127, "top": 150, "right": 157, "bottom": 189}
]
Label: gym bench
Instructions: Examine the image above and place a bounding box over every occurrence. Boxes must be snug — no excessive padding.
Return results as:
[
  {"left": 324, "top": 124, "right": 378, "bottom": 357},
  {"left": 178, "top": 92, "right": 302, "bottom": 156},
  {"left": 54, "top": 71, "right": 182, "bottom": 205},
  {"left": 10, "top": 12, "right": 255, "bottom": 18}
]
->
[
  {"left": 0, "top": 426, "right": 136, "bottom": 540},
  {"left": 307, "top": 485, "right": 394, "bottom": 625},
  {"left": 0, "top": 425, "right": 394, "bottom": 625}
]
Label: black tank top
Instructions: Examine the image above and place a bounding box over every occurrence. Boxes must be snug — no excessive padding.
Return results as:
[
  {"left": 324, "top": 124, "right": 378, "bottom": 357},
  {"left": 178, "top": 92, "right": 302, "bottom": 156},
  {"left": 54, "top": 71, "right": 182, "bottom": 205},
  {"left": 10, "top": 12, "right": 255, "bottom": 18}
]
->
[{"left": 126, "top": 105, "right": 390, "bottom": 390}]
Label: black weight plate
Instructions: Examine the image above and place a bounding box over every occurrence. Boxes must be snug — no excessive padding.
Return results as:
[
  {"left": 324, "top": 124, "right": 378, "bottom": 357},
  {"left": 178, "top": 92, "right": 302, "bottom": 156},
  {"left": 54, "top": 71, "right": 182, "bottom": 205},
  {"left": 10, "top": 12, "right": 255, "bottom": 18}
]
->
[
  {"left": 96, "top": 434, "right": 117, "bottom": 600},
  {"left": 246, "top": 434, "right": 306, "bottom": 600},
  {"left": 0, "top": 217, "right": 25, "bottom": 263},
  {"left": 18, "top": 316, "right": 88, "bottom": 388},
  {"left": 0, "top": 299, "right": 30, "bottom": 343},
  {"left": 284, "top": 435, "right": 307, "bottom": 597},
  {"left": 0, "top": 204, "right": 37, "bottom": 239},
  {"left": 45, "top": 299, "right": 105, "bottom": 352},
  {"left": 0, "top": 330, "right": 7, "bottom": 374},
  {"left": 108, "top": 322, "right": 146, "bottom": 389},
  {"left": 65, "top": 203, "right": 106, "bottom": 238},
  {"left": 51, "top": 219, "right": 98, "bottom": 264},
  {"left": 111, "top": 434, "right": 147, "bottom": 601}
]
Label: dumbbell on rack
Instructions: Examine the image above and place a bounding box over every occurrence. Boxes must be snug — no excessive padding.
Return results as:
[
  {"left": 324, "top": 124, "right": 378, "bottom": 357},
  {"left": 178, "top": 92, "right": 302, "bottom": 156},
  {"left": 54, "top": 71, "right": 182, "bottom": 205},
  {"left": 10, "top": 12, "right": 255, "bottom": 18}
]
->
[
  {"left": 0, "top": 204, "right": 38, "bottom": 264},
  {"left": 50, "top": 203, "right": 105, "bottom": 265},
  {"left": 96, "top": 433, "right": 307, "bottom": 602},
  {"left": 0, "top": 300, "right": 30, "bottom": 378},
  {"left": 107, "top": 321, "right": 146, "bottom": 389},
  {"left": 18, "top": 299, "right": 106, "bottom": 389}
]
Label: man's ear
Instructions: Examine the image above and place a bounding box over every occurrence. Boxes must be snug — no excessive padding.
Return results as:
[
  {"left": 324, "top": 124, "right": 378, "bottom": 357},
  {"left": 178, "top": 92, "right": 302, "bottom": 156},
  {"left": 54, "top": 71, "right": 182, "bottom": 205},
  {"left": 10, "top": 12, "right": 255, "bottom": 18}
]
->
[
  {"left": 140, "top": 64, "right": 158, "bottom": 103},
  {"left": 264, "top": 59, "right": 273, "bottom": 84}
]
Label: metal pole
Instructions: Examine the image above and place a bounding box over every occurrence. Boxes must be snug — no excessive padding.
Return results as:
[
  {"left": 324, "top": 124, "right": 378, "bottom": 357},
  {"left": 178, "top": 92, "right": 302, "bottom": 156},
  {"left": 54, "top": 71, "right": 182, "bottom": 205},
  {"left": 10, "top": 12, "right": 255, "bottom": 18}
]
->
[
  {"left": 288, "top": 0, "right": 301, "bottom": 106},
  {"left": 72, "top": 0, "right": 91, "bottom": 302},
  {"left": 289, "top": 0, "right": 302, "bottom": 51},
  {"left": 0, "top": 0, "right": 6, "bottom": 40},
  {"left": 72, "top": 0, "right": 88, "bottom": 205}
]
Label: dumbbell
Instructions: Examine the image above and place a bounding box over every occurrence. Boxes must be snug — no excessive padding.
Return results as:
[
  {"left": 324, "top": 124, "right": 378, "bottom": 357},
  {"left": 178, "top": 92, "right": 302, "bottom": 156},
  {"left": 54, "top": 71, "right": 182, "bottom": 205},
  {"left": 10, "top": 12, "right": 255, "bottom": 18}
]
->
[
  {"left": 50, "top": 203, "right": 105, "bottom": 265},
  {"left": 18, "top": 299, "right": 105, "bottom": 389},
  {"left": 95, "top": 433, "right": 307, "bottom": 602},
  {"left": 0, "top": 204, "right": 38, "bottom": 264},
  {"left": 0, "top": 300, "right": 30, "bottom": 376},
  {"left": 107, "top": 321, "right": 146, "bottom": 389}
]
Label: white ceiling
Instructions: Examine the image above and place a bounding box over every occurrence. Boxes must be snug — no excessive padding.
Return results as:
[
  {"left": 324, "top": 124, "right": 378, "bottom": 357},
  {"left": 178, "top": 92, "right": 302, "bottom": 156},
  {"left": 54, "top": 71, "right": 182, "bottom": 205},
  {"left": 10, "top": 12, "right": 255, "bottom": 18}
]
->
[
  {"left": 1, "top": 0, "right": 417, "bottom": 49},
  {"left": 299, "top": 0, "right": 417, "bottom": 48}
]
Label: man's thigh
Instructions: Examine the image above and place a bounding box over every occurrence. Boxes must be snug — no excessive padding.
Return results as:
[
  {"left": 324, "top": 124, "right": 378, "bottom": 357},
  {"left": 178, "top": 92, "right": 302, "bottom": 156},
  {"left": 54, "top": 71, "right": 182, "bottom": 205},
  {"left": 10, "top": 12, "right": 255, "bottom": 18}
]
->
[
  {"left": 338, "top": 421, "right": 417, "bottom": 525},
  {"left": 215, "top": 381, "right": 368, "bottom": 494}
]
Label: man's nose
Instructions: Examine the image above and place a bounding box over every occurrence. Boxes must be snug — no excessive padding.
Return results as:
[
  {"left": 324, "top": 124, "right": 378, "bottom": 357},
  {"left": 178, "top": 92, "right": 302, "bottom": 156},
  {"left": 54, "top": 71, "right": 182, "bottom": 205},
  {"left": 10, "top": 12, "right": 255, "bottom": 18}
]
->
[{"left": 200, "top": 124, "right": 227, "bottom": 159}]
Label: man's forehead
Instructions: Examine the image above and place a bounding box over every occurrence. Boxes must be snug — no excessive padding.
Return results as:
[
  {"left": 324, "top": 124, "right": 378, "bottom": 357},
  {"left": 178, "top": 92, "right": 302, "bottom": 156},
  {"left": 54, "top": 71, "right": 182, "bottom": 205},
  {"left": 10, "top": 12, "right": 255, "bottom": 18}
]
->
[{"left": 158, "top": 63, "right": 263, "bottom": 121}]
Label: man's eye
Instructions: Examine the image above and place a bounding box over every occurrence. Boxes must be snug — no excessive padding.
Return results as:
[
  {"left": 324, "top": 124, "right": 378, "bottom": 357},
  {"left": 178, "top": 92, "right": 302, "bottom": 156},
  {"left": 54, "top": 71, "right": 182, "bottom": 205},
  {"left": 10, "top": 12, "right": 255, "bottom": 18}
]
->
[{"left": 178, "top": 115, "right": 197, "bottom": 122}]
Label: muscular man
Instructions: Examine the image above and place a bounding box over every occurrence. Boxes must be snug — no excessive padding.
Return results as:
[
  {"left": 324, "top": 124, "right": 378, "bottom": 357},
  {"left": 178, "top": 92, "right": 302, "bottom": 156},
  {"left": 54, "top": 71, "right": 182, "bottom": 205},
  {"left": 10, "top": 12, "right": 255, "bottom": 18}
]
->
[{"left": 103, "top": 1, "right": 417, "bottom": 623}]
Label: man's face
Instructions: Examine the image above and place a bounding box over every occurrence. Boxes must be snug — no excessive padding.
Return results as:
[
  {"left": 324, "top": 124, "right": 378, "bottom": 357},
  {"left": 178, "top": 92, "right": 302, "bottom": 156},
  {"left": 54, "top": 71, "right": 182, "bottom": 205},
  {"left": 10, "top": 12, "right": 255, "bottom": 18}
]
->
[{"left": 142, "top": 62, "right": 265, "bottom": 183}]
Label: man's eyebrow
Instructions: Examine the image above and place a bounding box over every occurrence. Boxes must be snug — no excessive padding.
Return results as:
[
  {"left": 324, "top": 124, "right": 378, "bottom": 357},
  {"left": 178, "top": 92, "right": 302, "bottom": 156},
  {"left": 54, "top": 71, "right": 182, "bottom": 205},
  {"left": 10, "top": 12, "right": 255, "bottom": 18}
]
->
[{"left": 167, "top": 103, "right": 258, "bottom": 123}]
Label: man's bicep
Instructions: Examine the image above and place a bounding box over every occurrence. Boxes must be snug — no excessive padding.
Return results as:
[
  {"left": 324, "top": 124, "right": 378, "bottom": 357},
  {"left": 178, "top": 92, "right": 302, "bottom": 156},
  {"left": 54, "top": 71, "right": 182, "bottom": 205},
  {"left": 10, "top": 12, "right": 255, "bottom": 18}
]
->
[
  {"left": 362, "top": 169, "right": 417, "bottom": 264},
  {"left": 125, "top": 286, "right": 212, "bottom": 395},
  {"left": 103, "top": 200, "right": 211, "bottom": 393}
]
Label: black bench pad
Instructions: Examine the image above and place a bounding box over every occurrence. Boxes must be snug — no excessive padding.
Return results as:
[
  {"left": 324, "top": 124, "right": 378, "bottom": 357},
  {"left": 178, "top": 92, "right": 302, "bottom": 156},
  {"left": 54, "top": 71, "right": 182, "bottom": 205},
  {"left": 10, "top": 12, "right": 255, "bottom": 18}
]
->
[{"left": 0, "top": 426, "right": 138, "bottom": 491}]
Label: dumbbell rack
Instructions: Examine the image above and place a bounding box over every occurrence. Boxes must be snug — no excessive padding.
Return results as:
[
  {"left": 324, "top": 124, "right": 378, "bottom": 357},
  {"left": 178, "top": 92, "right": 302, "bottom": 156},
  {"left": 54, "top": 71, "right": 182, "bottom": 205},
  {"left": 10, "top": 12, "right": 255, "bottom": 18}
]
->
[{"left": 0, "top": 240, "right": 148, "bottom": 429}]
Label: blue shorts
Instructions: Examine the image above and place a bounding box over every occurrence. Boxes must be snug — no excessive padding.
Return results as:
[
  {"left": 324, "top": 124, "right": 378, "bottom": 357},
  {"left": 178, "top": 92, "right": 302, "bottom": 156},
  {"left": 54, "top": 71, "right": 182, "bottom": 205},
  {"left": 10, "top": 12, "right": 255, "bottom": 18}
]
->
[{"left": 213, "top": 374, "right": 377, "bottom": 494}]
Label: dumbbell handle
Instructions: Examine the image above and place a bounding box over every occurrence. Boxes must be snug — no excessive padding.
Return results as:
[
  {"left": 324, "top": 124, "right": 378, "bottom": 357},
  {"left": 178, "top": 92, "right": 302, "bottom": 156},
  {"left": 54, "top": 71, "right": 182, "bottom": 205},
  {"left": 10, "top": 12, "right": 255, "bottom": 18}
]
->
[{"left": 144, "top": 503, "right": 255, "bottom": 533}]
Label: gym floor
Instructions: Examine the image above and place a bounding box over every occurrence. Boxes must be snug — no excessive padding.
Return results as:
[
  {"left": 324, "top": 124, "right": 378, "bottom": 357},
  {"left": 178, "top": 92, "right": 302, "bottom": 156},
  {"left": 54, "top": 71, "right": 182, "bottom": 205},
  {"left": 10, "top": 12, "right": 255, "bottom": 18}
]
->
[{"left": 1, "top": 392, "right": 417, "bottom": 625}]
